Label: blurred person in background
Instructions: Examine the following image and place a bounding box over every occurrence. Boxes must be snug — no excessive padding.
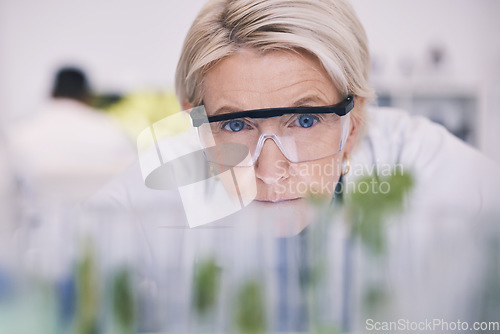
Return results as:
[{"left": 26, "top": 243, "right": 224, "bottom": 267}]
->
[{"left": 5, "top": 66, "right": 136, "bottom": 212}]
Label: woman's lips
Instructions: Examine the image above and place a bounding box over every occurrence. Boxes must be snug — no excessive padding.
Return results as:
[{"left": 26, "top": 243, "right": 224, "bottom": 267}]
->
[{"left": 254, "top": 197, "right": 301, "bottom": 204}]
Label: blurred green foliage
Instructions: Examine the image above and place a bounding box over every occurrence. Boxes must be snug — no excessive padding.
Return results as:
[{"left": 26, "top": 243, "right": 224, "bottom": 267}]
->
[
  {"left": 312, "top": 325, "right": 342, "bottom": 334},
  {"left": 363, "top": 284, "right": 390, "bottom": 314},
  {"left": 73, "top": 245, "right": 99, "bottom": 334},
  {"left": 193, "top": 258, "right": 220, "bottom": 317},
  {"left": 234, "top": 279, "right": 267, "bottom": 334},
  {"left": 347, "top": 169, "right": 414, "bottom": 254},
  {"left": 112, "top": 268, "right": 136, "bottom": 334}
]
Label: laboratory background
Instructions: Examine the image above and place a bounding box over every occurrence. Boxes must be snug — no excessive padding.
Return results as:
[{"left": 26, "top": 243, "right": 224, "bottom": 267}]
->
[
  {"left": 0, "top": 1, "right": 499, "bottom": 333},
  {"left": 1, "top": 0, "right": 500, "bottom": 159}
]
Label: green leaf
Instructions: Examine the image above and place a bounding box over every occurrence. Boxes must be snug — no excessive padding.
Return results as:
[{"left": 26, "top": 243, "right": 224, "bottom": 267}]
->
[
  {"left": 112, "top": 268, "right": 136, "bottom": 333},
  {"left": 193, "top": 258, "right": 220, "bottom": 316},
  {"left": 73, "top": 244, "right": 99, "bottom": 334},
  {"left": 234, "top": 280, "right": 267, "bottom": 334},
  {"left": 347, "top": 170, "right": 414, "bottom": 254}
]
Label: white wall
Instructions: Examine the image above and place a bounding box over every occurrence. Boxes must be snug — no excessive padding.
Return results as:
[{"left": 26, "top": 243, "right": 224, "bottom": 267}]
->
[
  {"left": 352, "top": 0, "right": 500, "bottom": 85},
  {"left": 0, "top": 0, "right": 207, "bottom": 119},
  {"left": 351, "top": 0, "right": 500, "bottom": 161},
  {"left": 1, "top": 0, "right": 499, "bottom": 159}
]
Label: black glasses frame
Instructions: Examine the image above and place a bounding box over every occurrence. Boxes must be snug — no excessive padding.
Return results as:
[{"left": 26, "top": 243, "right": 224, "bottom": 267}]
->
[{"left": 190, "top": 95, "right": 354, "bottom": 127}]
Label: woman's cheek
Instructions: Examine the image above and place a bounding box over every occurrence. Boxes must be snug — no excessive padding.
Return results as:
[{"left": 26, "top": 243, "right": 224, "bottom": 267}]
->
[
  {"left": 295, "top": 156, "right": 342, "bottom": 198},
  {"left": 217, "top": 165, "right": 257, "bottom": 202}
]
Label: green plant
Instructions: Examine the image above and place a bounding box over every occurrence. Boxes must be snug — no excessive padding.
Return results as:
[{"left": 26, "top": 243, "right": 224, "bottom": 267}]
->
[
  {"left": 234, "top": 279, "right": 267, "bottom": 334},
  {"left": 112, "top": 268, "right": 136, "bottom": 334},
  {"left": 347, "top": 170, "right": 414, "bottom": 254},
  {"left": 73, "top": 245, "right": 99, "bottom": 334},
  {"left": 193, "top": 258, "right": 220, "bottom": 317}
]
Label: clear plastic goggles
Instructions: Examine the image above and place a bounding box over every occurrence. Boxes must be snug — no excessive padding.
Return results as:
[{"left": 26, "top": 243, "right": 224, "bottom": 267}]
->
[{"left": 190, "top": 95, "right": 354, "bottom": 167}]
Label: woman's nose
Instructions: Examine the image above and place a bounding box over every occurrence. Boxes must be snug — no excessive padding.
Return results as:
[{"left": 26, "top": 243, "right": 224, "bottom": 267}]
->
[{"left": 254, "top": 138, "right": 289, "bottom": 184}]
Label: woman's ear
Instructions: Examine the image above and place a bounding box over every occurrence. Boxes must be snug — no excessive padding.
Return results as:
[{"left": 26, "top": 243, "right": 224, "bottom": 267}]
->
[
  {"left": 343, "top": 96, "right": 366, "bottom": 154},
  {"left": 343, "top": 120, "right": 359, "bottom": 154}
]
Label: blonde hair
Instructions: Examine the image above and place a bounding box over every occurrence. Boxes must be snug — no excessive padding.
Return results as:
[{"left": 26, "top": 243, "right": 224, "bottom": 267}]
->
[{"left": 175, "top": 0, "right": 374, "bottom": 124}]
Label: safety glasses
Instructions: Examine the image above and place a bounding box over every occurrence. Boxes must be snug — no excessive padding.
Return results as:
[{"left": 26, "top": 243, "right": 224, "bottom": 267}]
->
[{"left": 190, "top": 95, "right": 354, "bottom": 167}]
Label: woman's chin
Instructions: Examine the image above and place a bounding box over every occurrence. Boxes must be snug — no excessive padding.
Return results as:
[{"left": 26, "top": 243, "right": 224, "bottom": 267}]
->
[{"left": 247, "top": 197, "right": 315, "bottom": 237}]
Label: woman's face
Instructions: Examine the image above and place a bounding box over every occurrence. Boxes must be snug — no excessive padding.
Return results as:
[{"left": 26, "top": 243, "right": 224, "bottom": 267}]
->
[{"left": 201, "top": 49, "right": 358, "bottom": 210}]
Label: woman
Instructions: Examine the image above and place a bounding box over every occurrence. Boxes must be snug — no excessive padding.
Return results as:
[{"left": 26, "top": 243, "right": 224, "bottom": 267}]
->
[{"left": 166, "top": 0, "right": 499, "bottom": 226}]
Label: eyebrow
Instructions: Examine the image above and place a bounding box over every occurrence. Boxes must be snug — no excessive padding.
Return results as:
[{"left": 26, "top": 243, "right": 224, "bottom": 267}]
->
[
  {"left": 291, "top": 96, "right": 328, "bottom": 107},
  {"left": 211, "top": 105, "right": 242, "bottom": 116}
]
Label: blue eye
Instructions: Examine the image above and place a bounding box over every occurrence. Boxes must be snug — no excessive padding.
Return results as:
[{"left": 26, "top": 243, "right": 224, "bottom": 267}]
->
[
  {"left": 222, "top": 119, "right": 246, "bottom": 132},
  {"left": 296, "top": 114, "right": 318, "bottom": 128}
]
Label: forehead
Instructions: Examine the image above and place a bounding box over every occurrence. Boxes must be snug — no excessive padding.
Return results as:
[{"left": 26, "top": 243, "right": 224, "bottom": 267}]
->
[{"left": 202, "top": 49, "right": 339, "bottom": 112}]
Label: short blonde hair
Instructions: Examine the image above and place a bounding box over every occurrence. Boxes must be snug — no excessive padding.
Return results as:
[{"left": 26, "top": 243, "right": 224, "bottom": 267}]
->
[{"left": 175, "top": 0, "right": 374, "bottom": 123}]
